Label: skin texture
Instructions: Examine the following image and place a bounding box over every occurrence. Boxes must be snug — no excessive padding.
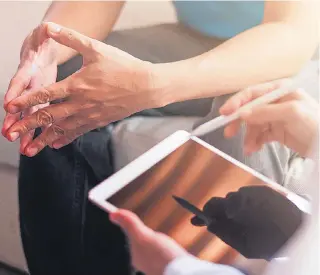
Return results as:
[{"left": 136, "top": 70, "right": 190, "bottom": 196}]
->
[
  {"left": 2, "top": 24, "right": 58, "bottom": 153},
  {"left": 4, "top": 23, "right": 154, "bottom": 157},
  {"left": 2, "top": 1, "right": 318, "bottom": 155},
  {"left": 2, "top": 2, "right": 124, "bottom": 153},
  {"left": 219, "top": 80, "right": 319, "bottom": 157}
]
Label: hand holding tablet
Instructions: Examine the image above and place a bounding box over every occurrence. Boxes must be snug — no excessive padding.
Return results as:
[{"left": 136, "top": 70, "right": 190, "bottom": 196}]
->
[{"left": 89, "top": 131, "right": 308, "bottom": 262}]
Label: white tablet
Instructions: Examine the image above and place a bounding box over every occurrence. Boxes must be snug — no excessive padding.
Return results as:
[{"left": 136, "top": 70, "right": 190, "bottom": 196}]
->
[{"left": 89, "top": 130, "right": 308, "bottom": 261}]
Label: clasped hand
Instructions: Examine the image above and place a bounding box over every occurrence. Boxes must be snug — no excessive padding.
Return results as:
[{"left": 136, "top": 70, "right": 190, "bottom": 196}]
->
[{"left": 2, "top": 22, "right": 156, "bottom": 157}]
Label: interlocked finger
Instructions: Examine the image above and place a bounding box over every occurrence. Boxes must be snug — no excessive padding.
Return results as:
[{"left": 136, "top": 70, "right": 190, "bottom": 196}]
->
[{"left": 7, "top": 101, "right": 83, "bottom": 138}]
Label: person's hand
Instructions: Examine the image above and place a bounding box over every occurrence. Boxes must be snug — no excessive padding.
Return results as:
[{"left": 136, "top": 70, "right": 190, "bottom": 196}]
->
[
  {"left": 2, "top": 23, "right": 58, "bottom": 153},
  {"left": 191, "top": 186, "right": 303, "bottom": 260},
  {"left": 219, "top": 80, "right": 319, "bottom": 157},
  {"left": 4, "top": 22, "right": 158, "bottom": 157},
  {"left": 110, "top": 209, "right": 188, "bottom": 275}
]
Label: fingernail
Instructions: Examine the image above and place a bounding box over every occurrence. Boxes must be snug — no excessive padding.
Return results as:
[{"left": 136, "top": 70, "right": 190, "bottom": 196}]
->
[
  {"left": 8, "top": 132, "right": 19, "bottom": 142},
  {"left": 47, "top": 22, "right": 61, "bottom": 34},
  {"left": 27, "top": 146, "right": 38, "bottom": 157},
  {"left": 53, "top": 142, "right": 64, "bottom": 149}
]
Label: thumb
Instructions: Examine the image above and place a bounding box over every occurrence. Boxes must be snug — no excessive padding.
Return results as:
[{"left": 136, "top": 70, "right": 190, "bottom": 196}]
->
[
  {"left": 45, "top": 22, "right": 97, "bottom": 58},
  {"left": 110, "top": 210, "right": 152, "bottom": 240}
]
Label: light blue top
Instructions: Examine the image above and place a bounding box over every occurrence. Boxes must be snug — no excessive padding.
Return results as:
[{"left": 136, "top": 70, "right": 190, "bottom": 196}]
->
[{"left": 173, "top": 1, "right": 264, "bottom": 39}]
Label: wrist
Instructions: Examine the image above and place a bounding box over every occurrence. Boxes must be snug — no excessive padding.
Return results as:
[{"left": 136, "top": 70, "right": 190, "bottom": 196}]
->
[
  {"left": 145, "top": 61, "right": 196, "bottom": 109},
  {"left": 135, "top": 62, "right": 173, "bottom": 109}
]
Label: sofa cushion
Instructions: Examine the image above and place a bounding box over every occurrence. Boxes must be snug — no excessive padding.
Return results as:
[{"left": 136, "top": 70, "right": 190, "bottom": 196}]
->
[{"left": 112, "top": 116, "right": 199, "bottom": 171}]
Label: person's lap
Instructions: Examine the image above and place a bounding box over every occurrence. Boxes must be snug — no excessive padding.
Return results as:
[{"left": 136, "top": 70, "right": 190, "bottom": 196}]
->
[{"left": 18, "top": 23, "right": 292, "bottom": 275}]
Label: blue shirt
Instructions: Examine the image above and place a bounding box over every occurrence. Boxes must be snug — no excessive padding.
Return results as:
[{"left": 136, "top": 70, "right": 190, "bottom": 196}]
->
[{"left": 173, "top": 1, "right": 264, "bottom": 39}]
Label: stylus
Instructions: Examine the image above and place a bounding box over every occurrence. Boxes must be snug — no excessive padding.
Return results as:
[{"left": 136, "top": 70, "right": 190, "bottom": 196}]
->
[
  {"left": 173, "top": 195, "right": 211, "bottom": 226},
  {"left": 191, "top": 85, "right": 294, "bottom": 137}
]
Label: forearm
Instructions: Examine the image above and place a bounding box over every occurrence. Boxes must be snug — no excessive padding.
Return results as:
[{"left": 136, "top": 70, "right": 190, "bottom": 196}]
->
[
  {"left": 42, "top": 1, "right": 124, "bottom": 64},
  {"left": 153, "top": 22, "right": 318, "bottom": 106}
]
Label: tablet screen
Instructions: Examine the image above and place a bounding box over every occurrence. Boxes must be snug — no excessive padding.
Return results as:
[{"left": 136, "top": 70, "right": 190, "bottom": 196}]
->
[{"left": 108, "top": 139, "right": 282, "bottom": 262}]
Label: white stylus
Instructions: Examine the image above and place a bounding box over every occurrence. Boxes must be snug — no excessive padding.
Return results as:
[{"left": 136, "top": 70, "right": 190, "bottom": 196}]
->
[{"left": 191, "top": 85, "right": 294, "bottom": 137}]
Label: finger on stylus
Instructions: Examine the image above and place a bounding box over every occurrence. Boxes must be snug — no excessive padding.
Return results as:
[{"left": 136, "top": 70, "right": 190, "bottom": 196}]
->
[
  {"left": 219, "top": 80, "right": 289, "bottom": 115},
  {"left": 224, "top": 120, "right": 242, "bottom": 138}
]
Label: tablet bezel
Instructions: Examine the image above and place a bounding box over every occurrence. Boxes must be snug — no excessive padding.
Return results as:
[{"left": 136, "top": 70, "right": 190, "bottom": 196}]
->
[{"left": 88, "top": 130, "right": 309, "bottom": 213}]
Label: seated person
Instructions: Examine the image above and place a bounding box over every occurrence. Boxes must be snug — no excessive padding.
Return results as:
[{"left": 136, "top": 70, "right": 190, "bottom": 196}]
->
[{"left": 2, "top": 1, "right": 318, "bottom": 274}]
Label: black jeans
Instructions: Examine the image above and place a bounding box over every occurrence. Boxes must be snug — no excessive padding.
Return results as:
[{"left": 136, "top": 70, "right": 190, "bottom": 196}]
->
[{"left": 19, "top": 126, "right": 137, "bottom": 275}]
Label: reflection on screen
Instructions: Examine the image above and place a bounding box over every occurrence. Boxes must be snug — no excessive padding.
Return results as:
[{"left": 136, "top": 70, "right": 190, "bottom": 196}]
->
[{"left": 109, "top": 139, "right": 273, "bottom": 263}]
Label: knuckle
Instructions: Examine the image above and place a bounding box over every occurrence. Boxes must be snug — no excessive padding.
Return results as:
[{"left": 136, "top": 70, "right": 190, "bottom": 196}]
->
[
  {"left": 84, "top": 38, "right": 95, "bottom": 51},
  {"left": 17, "top": 122, "right": 29, "bottom": 134},
  {"left": 73, "top": 118, "right": 84, "bottom": 129},
  {"left": 32, "top": 88, "right": 51, "bottom": 105},
  {"left": 241, "top": 88, "right": 253, "bottom": 103},
  {"left": 39, "top": 22, "right": 47, "bottom": 30},
  {"left": 38, "top": 138, "right": 46, "bottom": 147},
  {"left": 36, "top": 109, "right": 54, "bottom": 125},
  {"left": 58, "top": 85, "right": 68, "bottom": 97},
  {"left": 67, "top": 30, "right": 75, "bottom": 42},
  {"left": 88, "top": 111, "right": 101, "bottom": 120},
  {"left": 51, "top": 125, "right": 66, "bottom": 137},
  {"left": 34, "top": 136, "right": 47, "bottom": 148}
]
